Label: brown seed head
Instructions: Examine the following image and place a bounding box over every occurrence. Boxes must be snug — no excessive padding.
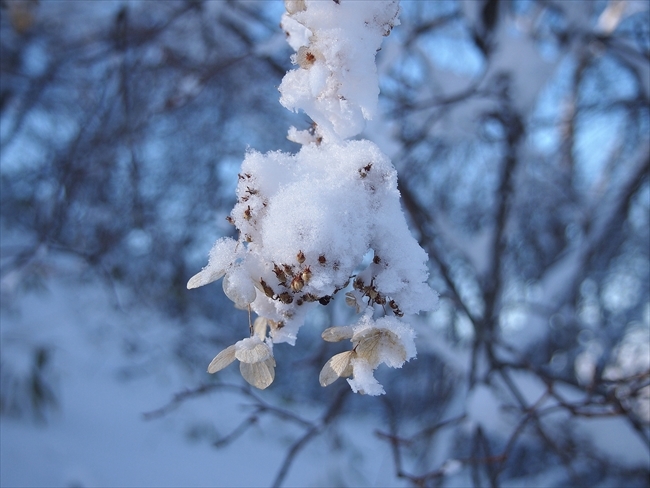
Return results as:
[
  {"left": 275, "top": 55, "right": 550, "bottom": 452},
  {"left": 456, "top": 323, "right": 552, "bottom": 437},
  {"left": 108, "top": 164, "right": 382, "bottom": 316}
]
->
[
  {"left": 273, "top": 264, "right": 287, "bottom": 284},
  {"left": 278, "top": 292, "right": 293, "bottom": 304},
  {"left": 303, "top": 293, "right": 319, "bottom": 302},
  {"left": 291, "top": 275, "right": 304, "bottom": 293},
  {"left": 260, "top": 279, "right": 274, "bottom": 298},
  {"left": 301, "top": 266, "right": 312, "bottom": 284}
]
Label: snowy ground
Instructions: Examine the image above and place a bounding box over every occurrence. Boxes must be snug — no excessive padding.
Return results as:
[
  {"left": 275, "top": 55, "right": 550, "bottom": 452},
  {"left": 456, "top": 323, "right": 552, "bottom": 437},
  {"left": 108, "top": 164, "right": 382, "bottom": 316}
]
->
[{"left": 0, "top": 257, "right": 402, "bottom": 488}]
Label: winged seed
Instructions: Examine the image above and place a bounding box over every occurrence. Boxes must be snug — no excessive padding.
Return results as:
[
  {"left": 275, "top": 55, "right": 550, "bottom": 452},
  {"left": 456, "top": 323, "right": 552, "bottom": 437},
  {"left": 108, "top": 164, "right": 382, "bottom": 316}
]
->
[
  {"left": 319, "top": 350, "right": 355, "bottom": 386},
  {"left": 240, "top": 358, "right": 275, "bottom": 389},
  {"left": 321, "top": 326, "right": 354, "bottom": 343},
  {"left": 207, "top": 344, "right": 237, "bottom": 373}
]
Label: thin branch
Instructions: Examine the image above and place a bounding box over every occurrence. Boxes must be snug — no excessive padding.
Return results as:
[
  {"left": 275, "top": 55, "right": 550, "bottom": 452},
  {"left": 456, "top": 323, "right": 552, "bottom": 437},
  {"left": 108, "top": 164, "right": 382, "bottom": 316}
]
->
[{"left": 271, "top": 386, "right": 349, "bottom": 488}]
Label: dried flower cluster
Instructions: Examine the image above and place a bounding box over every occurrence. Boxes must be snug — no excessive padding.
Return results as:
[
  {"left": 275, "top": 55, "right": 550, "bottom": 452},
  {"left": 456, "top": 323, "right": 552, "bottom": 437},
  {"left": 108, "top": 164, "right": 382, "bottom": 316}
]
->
[{"left": 188, "top": 0, "right": 437, "bottom": 395}]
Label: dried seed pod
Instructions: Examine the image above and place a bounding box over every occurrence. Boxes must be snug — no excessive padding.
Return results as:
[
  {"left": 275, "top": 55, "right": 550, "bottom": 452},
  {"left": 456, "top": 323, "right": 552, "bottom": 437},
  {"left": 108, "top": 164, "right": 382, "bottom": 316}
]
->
[
  {"left": 260, "top": 279, "right": 275, "bottom": 298},
  {"left": 272, "top": 264, "right": 287, "bottom": 284},
  {"left": 244, "top": 206, "right": 252, "bottom": 220},
  {"left": 225, "top": 216, "right": 235, "bottom": 225},
  {"left": 302, "top": 293, "right": 319, "bottom": 302},
  {"left": 354, "top": 277, "right": 364, "bottom": 291},
  {"left": 373, "top": 254, "right": 381, "bottom": 264},
  {"left": 296, "top": 250, "right": 306, "bottom": 264},
  {"left": 359, "top": 163, "right": 373, "bottom": 178},
  {"left": 366, "top": 287, "right": 378, "bottom": 300},
  {"left": 301, "top": 266, "right": 312, "bottom": 283},
  {"left": 278, "top": 292, "right": 293, "bottom": 304},
  {"left": 318, "top": 254, "right": 327, "bottom": 265},
  {"left": 319, "top": 295, "right": 332, "bottom": 306},
  {"left": 296, "top": 46, "right": 318, "bottom": 69},
  {"left": 291, "top": 275, "right": 304, "bottom": 293},
  {"left": 269, "top": 320, "right": 284, "bottom": 330}
]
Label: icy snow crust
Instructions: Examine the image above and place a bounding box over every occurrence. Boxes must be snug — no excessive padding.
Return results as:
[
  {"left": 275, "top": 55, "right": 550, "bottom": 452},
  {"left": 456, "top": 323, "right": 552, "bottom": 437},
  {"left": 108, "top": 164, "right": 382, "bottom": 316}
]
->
[{"left": 189, "top": 0, "right": 438, "bottom": 395}]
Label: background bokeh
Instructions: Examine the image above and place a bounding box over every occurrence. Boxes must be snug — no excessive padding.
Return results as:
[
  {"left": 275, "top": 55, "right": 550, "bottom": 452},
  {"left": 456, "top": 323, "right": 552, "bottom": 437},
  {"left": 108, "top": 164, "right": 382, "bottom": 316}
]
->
[{"left": 1, "top": 1, "right": 649, "bottom": 487}]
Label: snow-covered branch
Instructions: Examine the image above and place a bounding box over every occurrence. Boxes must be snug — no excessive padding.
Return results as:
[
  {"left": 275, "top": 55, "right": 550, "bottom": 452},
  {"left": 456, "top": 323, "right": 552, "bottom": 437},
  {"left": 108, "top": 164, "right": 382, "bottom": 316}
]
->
[{"left": 188, "top": 0, "right": 437, "bottom": 395}]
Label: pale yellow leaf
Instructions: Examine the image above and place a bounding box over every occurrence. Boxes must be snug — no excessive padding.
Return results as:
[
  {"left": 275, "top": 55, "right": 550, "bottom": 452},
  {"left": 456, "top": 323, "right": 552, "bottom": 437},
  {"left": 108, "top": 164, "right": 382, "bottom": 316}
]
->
[
  {"left": 319, "top": 350, "right": 355, "bottom": 387},
  {"left": 252, "top": 317, "right": 268, "bottom": 341},
  {"left": 240, "top": 358, "right": 275, "bottom": 389},
  {"left": 321, "top": 326, "right": 354, "bottom": 343},
  {"left": 354, "top": 329, "right": 383, "bottom": 366},
  {"left": 187, "top": 267, "right": 225, "bottom": 289},
  {"left": 354, "top": 328, "right": 405, "bottom": 368},
  {"left": 235, "top": 338, "right": 271, "bottom": 364},
  {"left": 207, "top": 344, "right": 237, "bottom": 373}
]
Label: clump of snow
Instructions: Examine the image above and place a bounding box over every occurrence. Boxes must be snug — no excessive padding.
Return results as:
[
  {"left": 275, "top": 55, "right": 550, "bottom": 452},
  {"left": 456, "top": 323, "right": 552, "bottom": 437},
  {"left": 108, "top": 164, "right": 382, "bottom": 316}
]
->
[
  {"left": 279, "top": 0, "right": 400, "bottom": 142},
  {"left": 193, "top": 140, "right": 437, "bottom": 347},
  {"left": 188, "top": 0, "right": 438, "bottom": 394}
]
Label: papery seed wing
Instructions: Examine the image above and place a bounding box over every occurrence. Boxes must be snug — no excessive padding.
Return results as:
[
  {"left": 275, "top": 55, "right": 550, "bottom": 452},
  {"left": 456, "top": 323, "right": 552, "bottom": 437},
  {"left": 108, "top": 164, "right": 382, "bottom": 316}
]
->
[
  {"left": 345, "top": 292, "right": 362, "bottom": 313},
  {"left": 319, "top": 351, "right": 355, "bottom": 387},
  {"left": 207, "top": 344, "right": 237, "bottom": 373},
  {"left": 354, "top": 329, "right": 383, "bottom": 367},
  {"left": 321, "top": 326, "right": 354, "bottom": 343},
  {"left": 187, "top": 267, "right": 225, "bottom": 290},
  {"left": 240, "top": 358, "right": 275, "bottom": 389},
  {"left": 235, "top": 340, "right": 271, "bottom": 364},
  {"left": 252, "top": 317, "right": 268, "bottom": 341}
]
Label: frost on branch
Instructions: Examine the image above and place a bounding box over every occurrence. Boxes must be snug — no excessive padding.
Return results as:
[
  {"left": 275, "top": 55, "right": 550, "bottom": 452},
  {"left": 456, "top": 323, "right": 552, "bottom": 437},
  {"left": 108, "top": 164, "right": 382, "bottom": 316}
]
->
[{"left": 188, "top": 0, "right": 437, "bottom": 395}]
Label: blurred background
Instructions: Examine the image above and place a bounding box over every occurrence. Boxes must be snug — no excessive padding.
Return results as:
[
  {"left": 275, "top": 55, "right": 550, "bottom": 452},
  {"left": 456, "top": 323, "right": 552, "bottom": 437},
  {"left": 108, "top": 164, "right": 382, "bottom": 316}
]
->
[{"left": 1, "top": 1, "right": 648, "bottom": 487}]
